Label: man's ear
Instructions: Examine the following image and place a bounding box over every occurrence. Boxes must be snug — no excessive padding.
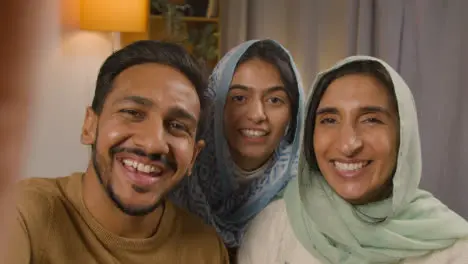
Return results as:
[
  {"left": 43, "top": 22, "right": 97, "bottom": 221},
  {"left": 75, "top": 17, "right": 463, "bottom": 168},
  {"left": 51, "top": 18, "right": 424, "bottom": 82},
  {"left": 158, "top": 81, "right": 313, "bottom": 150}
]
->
[
  {"left": 187, "top": 139, "right": 205, "bottom": 176},
  {"left": 81, "top": 107, "right": 98, "bottom": 145}
]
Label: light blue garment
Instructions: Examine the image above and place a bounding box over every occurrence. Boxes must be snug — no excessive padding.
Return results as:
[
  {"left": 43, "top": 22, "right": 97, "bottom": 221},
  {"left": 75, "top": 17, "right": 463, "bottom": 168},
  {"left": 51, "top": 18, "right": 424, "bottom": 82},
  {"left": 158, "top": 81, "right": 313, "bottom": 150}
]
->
[{"left": 169, "top": 39, "right": 305, "bottom": 247}]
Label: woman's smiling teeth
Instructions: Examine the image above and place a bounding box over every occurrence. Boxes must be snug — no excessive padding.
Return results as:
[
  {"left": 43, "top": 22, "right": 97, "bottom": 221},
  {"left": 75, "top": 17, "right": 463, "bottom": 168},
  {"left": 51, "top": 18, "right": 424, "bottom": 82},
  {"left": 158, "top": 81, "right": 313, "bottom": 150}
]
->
[
  {"left": 122, "top": 159, "right": 161, "bottom": 174},
  {"left": 240, "top": 129, "right": 267, "bottom": 137},
  {"left": 334, "top": 161, "right": 369, "bottom": 171}
]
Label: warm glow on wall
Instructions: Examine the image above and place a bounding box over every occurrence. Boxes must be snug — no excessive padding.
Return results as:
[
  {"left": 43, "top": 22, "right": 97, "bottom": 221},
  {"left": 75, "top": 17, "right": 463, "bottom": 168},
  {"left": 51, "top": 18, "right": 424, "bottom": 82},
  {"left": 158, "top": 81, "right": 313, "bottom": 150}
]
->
[{"left": 80, "top": 0, "right": 148, "bottom": 32}]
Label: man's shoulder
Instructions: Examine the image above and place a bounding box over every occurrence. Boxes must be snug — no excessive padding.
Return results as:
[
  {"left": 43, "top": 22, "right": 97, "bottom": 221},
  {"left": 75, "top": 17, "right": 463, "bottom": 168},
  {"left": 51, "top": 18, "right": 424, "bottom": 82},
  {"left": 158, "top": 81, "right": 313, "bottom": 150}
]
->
[
  {"left": 171, "top": 202, "right": 219, "bottom": 238},
  {"left": 14, "top": 175, "right": 77, "bottom": 222},
  {"left": 16, "top": 175, "right": 72, "bottom": 200},
  {"left": 169, "top": 202, "right": 229, "bottom": 263}
]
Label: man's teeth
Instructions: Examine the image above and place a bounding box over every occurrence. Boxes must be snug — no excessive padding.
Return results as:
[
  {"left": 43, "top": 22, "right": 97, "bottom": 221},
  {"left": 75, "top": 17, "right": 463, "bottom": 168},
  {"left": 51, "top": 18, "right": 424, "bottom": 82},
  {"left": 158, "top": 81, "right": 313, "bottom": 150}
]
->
[
  {"left": 334, "top": 161, "right": 367, "bottom": 171},
  {"left": 241, "top": 129, "right": 267, "bottom": 137},
  {"left": 122, "top": 159, "right": 160, "bottom": 174}
]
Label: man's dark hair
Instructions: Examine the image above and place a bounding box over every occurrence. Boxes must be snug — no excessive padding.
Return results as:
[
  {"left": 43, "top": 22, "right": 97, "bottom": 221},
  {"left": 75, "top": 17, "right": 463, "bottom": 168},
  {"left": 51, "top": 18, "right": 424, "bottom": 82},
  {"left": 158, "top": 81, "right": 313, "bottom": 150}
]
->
[
  {"left": 304, "top": 60, "right": 398, "bottom": 170},
  {"left": 236, "top": 40, "right": 300, "bottom": 143},
  {"left": 91, "top": 40, "right": 209, "bottom": 139}
]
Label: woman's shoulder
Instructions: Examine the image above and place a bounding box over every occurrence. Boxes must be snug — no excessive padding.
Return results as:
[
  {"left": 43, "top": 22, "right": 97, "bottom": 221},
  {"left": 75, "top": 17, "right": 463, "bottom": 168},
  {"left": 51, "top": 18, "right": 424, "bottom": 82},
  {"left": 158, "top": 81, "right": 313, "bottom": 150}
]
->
[
  {"left": 239, "top": 199, "right": 321, "bottom": 264},
  {"left": 245, "top": 199, "right": 292, "bottom": 237},
  {"left": 238, "top": 199, "right": 288, "bottom": 263},
  {"left": 241, "top": 199, "right": 289, "bottom": 244},
  {"left": 404, "top": 238, "right": 468, "bottom": 264},
  {"left": 251, "top": 199, "right": 289, "bottom": 223}
]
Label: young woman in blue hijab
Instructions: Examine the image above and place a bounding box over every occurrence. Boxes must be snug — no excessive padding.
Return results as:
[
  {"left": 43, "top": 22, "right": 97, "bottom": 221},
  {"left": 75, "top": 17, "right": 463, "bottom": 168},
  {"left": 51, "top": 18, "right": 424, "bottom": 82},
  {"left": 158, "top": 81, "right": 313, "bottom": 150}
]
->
[{"left": 170, "top": 39, "right": 304, "bottom": 250}]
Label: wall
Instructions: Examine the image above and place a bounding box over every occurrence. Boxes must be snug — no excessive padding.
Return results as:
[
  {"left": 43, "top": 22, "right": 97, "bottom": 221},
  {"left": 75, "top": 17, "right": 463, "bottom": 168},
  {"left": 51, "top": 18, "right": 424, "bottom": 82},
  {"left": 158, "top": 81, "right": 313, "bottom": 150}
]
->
[{"left": 23, "top": 0, "right": 113, "bottom": 178}]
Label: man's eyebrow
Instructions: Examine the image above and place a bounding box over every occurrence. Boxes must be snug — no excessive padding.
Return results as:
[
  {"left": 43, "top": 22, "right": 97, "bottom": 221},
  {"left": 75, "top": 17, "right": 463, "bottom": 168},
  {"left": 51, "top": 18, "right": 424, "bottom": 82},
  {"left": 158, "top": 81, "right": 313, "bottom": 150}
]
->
[
  {"left": 167, "top": 107, "right": 198, "bottom": 124},
  {"left": 114, "top": 95, "right": 153, "bottom": 106}
]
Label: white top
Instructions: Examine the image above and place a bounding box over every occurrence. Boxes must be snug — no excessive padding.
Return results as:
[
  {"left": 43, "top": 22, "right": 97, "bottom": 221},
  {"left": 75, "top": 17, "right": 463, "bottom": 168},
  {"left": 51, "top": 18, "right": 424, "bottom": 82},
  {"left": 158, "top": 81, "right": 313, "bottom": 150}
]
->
[
  {"left": 238, "top": 199, "right": 468, "bottom": 264},
  {"left": 233, "top": 156, "right": 276, "bottom": 184}
]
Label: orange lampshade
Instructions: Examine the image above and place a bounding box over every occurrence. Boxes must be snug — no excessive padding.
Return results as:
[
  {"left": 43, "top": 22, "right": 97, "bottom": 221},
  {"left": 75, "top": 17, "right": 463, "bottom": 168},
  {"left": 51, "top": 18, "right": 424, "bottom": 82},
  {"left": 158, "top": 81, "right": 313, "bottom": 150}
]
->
[{"left": 80, "top": 0, "right": 148, "bottom": 32}]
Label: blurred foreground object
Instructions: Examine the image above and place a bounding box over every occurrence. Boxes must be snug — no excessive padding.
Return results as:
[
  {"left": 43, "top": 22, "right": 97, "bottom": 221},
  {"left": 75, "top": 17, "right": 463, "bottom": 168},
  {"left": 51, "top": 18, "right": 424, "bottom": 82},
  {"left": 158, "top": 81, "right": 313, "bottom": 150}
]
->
[{"left": 0, "top": 0, "right": 39, "bottom": 260}]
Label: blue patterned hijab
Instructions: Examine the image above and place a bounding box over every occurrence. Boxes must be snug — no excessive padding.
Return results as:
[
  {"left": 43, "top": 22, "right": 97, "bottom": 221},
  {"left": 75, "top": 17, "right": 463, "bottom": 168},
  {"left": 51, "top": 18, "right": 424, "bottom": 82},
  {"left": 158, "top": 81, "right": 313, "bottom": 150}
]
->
[{"left": 169, "top": 39, "right": 304, "bottom": 247}]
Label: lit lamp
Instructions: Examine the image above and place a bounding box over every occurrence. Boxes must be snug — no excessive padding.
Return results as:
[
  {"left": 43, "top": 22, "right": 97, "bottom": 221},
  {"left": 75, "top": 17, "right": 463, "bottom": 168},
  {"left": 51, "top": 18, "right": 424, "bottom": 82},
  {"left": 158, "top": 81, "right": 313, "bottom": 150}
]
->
[{"left": 80, "top": 0, "right": 148, "bottom": 50}]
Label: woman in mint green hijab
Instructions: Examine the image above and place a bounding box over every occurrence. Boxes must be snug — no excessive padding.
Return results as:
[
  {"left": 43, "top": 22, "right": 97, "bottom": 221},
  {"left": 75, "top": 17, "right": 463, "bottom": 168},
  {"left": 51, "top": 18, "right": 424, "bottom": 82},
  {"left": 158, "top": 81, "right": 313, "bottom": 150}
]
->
[{"left": 237, "top": 56, "right": 468, "bottom": 264}]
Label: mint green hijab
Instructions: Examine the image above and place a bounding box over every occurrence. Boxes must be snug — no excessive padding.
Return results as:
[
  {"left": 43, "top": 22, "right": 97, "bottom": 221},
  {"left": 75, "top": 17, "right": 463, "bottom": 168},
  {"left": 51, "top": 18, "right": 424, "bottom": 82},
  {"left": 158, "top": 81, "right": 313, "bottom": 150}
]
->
[{"left": 284, "top": 56, "right": 468, "bottom": 264}]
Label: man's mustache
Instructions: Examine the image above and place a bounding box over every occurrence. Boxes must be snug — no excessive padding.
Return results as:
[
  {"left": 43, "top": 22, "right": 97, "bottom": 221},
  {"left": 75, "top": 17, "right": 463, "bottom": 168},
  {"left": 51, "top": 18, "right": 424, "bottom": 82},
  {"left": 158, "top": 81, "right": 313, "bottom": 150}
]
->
[{"left": 110, "top": 146, "right": 177, "bottom": 171}]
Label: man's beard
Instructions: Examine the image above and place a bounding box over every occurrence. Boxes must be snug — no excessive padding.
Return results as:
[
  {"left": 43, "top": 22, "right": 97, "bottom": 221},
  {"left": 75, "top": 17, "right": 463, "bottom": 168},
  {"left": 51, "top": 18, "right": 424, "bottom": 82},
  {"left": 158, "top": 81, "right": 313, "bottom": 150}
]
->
[{"left": 91, "top": 141, "right": 163, "bottom": 217}]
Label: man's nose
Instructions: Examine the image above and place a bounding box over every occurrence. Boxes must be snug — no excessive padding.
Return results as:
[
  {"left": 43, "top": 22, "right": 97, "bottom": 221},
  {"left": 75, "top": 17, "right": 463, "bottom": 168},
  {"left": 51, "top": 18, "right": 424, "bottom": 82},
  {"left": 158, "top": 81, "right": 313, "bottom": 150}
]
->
[{"left": 132, "top": 118, "right": 169, "bottom": 155}]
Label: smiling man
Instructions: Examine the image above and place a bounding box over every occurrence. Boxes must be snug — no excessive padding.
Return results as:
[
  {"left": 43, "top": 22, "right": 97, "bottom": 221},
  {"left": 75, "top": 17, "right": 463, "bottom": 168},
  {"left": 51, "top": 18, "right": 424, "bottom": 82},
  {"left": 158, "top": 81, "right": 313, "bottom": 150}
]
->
[{"left": 6, "top": 40, "right": 229, "bottom": 264}]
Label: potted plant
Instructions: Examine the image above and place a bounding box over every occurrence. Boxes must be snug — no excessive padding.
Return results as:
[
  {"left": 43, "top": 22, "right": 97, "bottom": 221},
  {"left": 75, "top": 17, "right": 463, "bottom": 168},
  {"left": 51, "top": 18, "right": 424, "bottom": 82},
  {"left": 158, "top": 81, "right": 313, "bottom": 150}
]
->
[
  {"left": 188, "top": 24, "right": 219, "bottom": 68},
  {"left": 151, "top": 0, "right": 189, "bottom": 43}
]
